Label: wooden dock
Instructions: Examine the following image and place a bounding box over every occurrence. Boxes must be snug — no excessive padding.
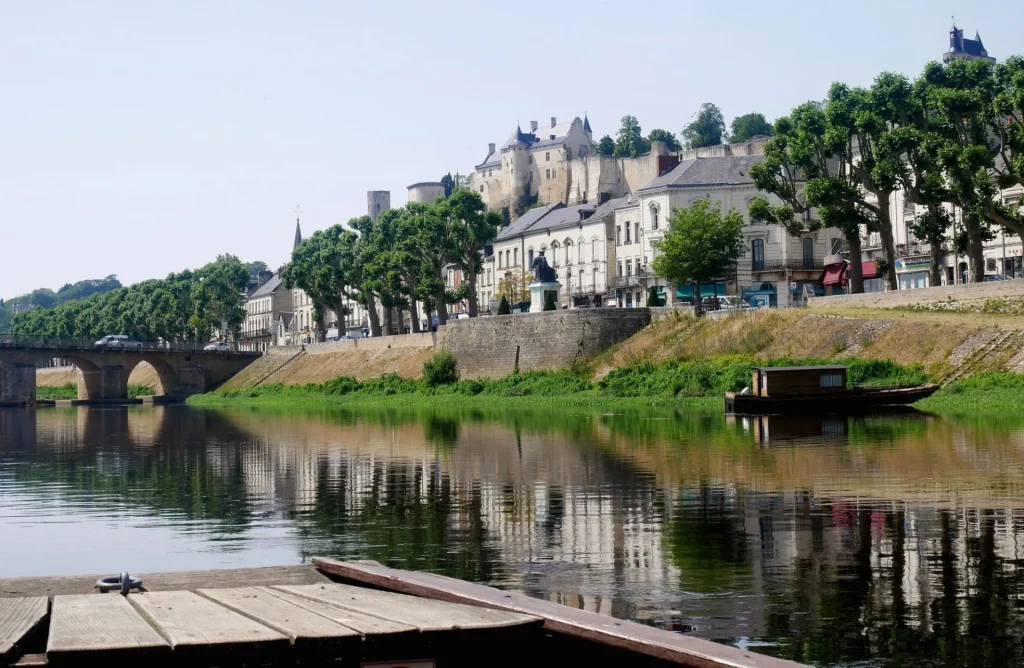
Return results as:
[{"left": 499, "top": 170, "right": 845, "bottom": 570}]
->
[{"left": 0, "top": 562, "right": 808, "bottom": 668}]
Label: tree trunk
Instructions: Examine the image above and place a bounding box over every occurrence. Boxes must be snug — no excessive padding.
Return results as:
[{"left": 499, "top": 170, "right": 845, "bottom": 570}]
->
[
  {"left": 365, "top": 291, "right": 382, "bottom": 337},
  {"left": 397, "top": 307, "right": 406, "bottom": 334},
  {"left": 876, "top": 193, "right": 899, "bottom": 291},
  {"left": 929, "top": 239, "right": 943, "bottom": 287},
  {"left": 434, "top": 287, "right": 448, "bottom": 326},
  {"left": 846, "top": 232, "right": 864, "bottom": 294},
  {"left": 384, "top": 303, "right": 394, "bottom": 336},
  {"left": 466, "top": 269, "right": 479, "bottom": 317},
  {"left": 410, "top": 298, "right": 421, "bottom": 333},
  {"left": 965, "top": 215, "right": 985, "bottom": 283}
]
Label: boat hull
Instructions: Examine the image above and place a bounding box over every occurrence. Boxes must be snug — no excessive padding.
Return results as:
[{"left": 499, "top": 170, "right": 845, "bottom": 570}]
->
[{"left": 725, "top": 383, "right": 939, "bottom": 415}]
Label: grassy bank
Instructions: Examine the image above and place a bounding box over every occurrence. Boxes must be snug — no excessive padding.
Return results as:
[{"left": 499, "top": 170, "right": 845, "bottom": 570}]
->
[
  {"left": 916, "top": 372, "right": 1024, "bottom": 419},
  {"left": 36, "top": 382, "right": 156, "bottom": 400},
  {"left": 191, "top": 356, "right": 925, "bottom": 410}
]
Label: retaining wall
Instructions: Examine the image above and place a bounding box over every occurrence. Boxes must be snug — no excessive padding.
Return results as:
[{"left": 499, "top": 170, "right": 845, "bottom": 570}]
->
[
  {"left": 808, "top": 280, "right": 1024, "bottom": 309},
  {"left": 441, "top": 308, "right": 652, "bottom": 379}
]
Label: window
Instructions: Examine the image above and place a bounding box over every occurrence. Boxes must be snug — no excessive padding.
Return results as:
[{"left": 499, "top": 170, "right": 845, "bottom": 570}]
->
[
  {"left": 551, "top": 242, "right": 560, "bottom": 266},
  {"left": 634, "top": 222, "right": 640, "bottom": 243},
  {"left": 578, "top": 241, "right": 583, "bottom": 264},
  {"left": 617, "top": 260, "right": 623, "bottom": 277},
  {"left": 626, "top": 259, "right": 632, "bottom": 277},
  {"left": 480, "top": 185, "right": 484, "bottom": 193},
  {"left": 591, "top": 239, "right": 598, "bottom": 262},
  {"left": 529, "top": 249, "right": 534, "bottom": 266},
  {"left": 625, "top": 292, "right": 633, "bottom": 307},
  {"left": 506, "top": 250, "right": 511, "bottom": 268},
  {"left": 616, "top": 226, "right": 622, "bottom": 246},
  {"left": 513, "top": 248, "right": 518, "bottom": 266},
  {"left": 565, "top": 241, "right": 572, "bottom": 265},
  {"left": 635, "top": 291, "right": 642, "bottom": 306},
  {"left": 820, "top": 373, "right": 844, "bottom": 388},
  {"left": 751, "top": 239, "right": 765, "bottom": 271},
  {"left": 625, "top": 223, "right": 631, "bottom": 244},
  {"left": 830, "top": 237, "right": 841, "bottom": 254},
  {"left": 651, "top": 205, "right": 659, "bottom": 230},
  {"left": 545, "top": 152, "right": 550, "bottom": 161},
  {"left": 498, "top": 252, "right": 503, "bottom": 269},
  {"left": 551, "top": 168, "right": 556, "bottom": 179},
  {"left": 802, "top": 237, "right": 815, "bottom": 270},
  {"left": 545, "top": 169, "right": 550, "bottom": 179}
]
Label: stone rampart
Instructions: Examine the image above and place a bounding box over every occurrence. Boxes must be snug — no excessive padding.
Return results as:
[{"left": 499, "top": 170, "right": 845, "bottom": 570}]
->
[
  {"left": 807, "top": 280, "right": 1024, "bottom": 309},
  {"left": 440, "top": 308, "right": 651, "bottom": 379}
]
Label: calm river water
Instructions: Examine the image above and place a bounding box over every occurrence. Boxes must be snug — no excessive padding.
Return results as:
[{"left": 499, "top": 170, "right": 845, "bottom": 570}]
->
[{"left": 2, "top": 403, "right": 1024, "bottom": 667}]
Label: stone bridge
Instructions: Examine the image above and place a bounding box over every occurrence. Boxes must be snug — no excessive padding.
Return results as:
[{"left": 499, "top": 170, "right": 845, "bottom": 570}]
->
[{"left": 0, "top": 341, "right": 260, "bottom": 404}]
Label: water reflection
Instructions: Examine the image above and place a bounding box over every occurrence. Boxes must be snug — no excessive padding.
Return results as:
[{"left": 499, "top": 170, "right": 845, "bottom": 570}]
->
[{"left": 2, "top": 405, "right": 1024, "bottom": 667}]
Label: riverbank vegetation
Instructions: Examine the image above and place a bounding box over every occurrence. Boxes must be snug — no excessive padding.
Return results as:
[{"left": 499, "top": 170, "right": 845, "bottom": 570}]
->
[{"left": 36, "top": 383, "right": 155, "bottom": 400}]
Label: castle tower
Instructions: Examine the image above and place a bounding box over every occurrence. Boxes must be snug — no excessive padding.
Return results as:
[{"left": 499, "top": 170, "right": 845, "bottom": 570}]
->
[
  {"left": 943, "top": 22, "right": 995, "bottom": 64},
  {"left": 367, "top": 191, "right": 391, "bottom": 220}
]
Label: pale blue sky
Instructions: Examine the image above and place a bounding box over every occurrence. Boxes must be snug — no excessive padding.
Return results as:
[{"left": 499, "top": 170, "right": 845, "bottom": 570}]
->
[{"left": 2, "top": 0, "right": 1020, "bottom": 298}]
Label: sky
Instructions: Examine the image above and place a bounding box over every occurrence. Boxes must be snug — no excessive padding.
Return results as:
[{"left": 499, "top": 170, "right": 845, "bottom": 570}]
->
[{"left": 2, "top": 0, "right": 1022, "bottom": 298}]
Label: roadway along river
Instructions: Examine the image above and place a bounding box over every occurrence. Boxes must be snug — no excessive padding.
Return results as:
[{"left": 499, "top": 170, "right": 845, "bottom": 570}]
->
[{"left": 2, "top": 403, "right": 1023, "bottom": 667}]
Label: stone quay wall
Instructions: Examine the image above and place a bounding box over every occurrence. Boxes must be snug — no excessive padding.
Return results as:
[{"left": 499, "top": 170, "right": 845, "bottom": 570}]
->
[
  {"left": 441, "top": 308, "right": 651, "bottom": 379},
  {"left": 808, "top": 280, "right": 1024, "bottom": 309}
]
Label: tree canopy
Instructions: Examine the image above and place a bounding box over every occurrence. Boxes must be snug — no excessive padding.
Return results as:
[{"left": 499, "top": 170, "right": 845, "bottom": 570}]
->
[
  {"left": 682, "top": 103, "right": 726, "bottom": 149},
  {"left": 651, "top": 198, "right": 744, "bottom": 289},
  {"left": 647, "top": 128, "right": 682, "bottom": 152},
  {"left": 728, "top": 113, "right": 774, "bottom": 143},
  {"left": 613, "top": 115, "right": 651, "bottom": 157},
  {"left": 0, "top": 276, "right": 123, "bottom": 333},
  {"left": 10, "top": 257, "right": 248, "bottom": 342},
  {"left": 596, "top": 135, "right": 615, "bottom": 156}
]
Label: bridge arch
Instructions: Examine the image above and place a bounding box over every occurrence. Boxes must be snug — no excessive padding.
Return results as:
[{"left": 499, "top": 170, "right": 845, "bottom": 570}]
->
[
  {"left": 125, "top": 357, "right": 181, "bottom": 396},
  {"left": 59, "top": 356, "right": 117, "bottom": 401}
]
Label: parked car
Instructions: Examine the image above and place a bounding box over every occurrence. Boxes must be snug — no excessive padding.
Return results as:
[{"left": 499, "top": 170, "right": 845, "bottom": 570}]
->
[
  {"left": 984, "top": 274, "right": 1009, "bottom": 281},
  {"left": 701, "top": 296, "right": 721, "bottom": 311},
  {"left": 718, "top": 296, "right": 753, "bottom": 310},
  {"left": 94, "top": 335, "right": 143, "bottom": 349},
  {"left": 203, "top": 341, "right": 231, "bottom": 352}
]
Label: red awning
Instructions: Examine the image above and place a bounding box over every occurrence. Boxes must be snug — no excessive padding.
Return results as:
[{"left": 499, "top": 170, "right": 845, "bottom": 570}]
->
[
  {"left": 820, "top": 262, "right": 847, "bottom": 287},
  {"left": 860, "top": 261, "right": 878, "bottom": 279}
]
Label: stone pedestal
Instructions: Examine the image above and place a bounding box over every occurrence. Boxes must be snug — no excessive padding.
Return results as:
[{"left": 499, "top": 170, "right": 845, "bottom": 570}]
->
[{"left": 529, "top": 281, "right": 561, "bottom": 313}]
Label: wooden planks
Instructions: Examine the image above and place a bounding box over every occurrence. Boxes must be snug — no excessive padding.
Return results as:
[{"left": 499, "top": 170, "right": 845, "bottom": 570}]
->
[
  {"left": 0, "top": 565, "right": 329, "bottom": 598},
  {"left": 275, "top": 583, "right": 541, "bottom": 633},
  {"left": 197, "top": 586, "right": 413, "bottom": 648},
  {"left": 313, "top": 558, "right": 810, "bottom": 668},
  {"left": 0, "top": 597, "right": 47, "bottom": 663},
  {"left": 128, "top": 590, "right": 289, "bottom": 656},
  {"left": 46, "top": 594, "right": 169, "bottom": 664}
]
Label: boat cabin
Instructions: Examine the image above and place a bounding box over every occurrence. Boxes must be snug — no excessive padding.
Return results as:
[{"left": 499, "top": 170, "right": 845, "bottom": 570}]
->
[{"left": 751, "top": 366, "right": 848, "bottom": 398}]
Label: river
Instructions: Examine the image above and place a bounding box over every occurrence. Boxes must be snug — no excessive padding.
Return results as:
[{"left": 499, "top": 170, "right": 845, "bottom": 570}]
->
[{"left": 1, "top": 403, "right": 1023, "bottom": 667}]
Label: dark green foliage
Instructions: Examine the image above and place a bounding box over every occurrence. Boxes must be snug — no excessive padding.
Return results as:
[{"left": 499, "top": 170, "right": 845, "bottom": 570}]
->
[
  {"left": 36, "top": 383, "right": 154, "bottom": 400},
  {"left": 596, "top": 135, "right": 615, "bottom": 156},
  {"left": 728, "top": 113, "right": 774, "bottom": 143},
  {"left": 243, "top": 261, "right": 267, "bottom": 279},
  {"left": 423, "top": 349, "right": 460, "bottom": 387},
  {"left": 1, "top": 276, "right": 122, "bottom": 333},
  {"left": 497, "top": 295, "right": 511, "bottom": 315},
  {"left": 613, "top": 115, "right": 651, "bottom": 157},
  {"left": 542, "top": 291, "right": 557, "bottom": 311},
  {"left": 647, "top": 128, "right": 681, "bottom": 151},
  {"left": 682, "top": 103, "right": 726, "bottom": 149},
  {"left": 9, "top": 257, "right": 247, "bottom": 342},
  {"left": 647, "top": 287, "right": 665, "bottom": 307}
]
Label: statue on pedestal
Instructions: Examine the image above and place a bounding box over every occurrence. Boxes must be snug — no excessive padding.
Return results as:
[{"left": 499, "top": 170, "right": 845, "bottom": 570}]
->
[{"left": 531, "top": 253, "right": 557, "bottom": 283}]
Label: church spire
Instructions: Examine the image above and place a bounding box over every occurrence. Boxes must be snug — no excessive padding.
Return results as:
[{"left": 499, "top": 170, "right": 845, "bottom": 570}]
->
[{"left": 292, "top": 205, "right": 303, "bottom": 250}]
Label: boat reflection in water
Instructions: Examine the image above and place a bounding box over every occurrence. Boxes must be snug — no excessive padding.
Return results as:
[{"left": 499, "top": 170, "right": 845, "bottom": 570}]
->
[{"left": 2, "top": 403, "right": 1024, "bottom": 668}]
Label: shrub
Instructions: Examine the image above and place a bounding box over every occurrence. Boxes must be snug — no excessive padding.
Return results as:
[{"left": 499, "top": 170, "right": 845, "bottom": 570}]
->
[
  {"left": 647, "top": 287, "right": 664, "bottom": 307},
  {"left": 543, "top": 291, "right": 557, "bottom": 311},
  {"left": 497, "top": 295, "right": 511, "bottom": 315},
  {"left": 422, "top": 349, "right": 460, "bottom": 387}
]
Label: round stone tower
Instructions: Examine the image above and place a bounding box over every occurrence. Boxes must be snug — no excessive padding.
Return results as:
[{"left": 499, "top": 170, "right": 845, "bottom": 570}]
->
[{"left": 407, "top": 182, "right": 446, "bottom": 204}]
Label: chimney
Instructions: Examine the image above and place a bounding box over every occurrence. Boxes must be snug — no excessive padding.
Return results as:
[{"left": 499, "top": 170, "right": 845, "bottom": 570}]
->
[
  {"left": 488, "top": 142, "right": 496, "bottom": 155},
  {"left": 530, "top": 120, "right": 538, "bottom": 133},
  {"left": 551, "top": 117, "right": 557, "bottom": 127}
]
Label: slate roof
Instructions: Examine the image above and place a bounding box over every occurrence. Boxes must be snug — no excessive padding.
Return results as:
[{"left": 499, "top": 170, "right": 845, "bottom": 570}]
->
[
  {"left": 495, "top": 204, "right": 557, "bottom": 241},
  {"left": 589, "top": 196, "right": 630, "bottom": 222},
  {"left": 279, "top": 312, "right": 294, "bottom": 329},
  {"left": 495, "top": 203, "right": 598, "bottom": 241},
  {"left": 638, "top": 155, "right": 766, "bottom": 191},
  {"left": 248, "top": 273, "right": 282, "bottom": 298}
]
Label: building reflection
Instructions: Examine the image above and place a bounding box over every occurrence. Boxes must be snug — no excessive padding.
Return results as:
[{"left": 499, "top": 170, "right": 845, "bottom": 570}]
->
[{"left": 3, "top": 405, "right": 1024, "bottom": 666}]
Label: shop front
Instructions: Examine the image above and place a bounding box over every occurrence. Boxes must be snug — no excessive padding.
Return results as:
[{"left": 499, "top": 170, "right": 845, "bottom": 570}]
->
[
  {"left": 741, "top": 281, "right": 777, "bottom": 308},
  {"left": 895, "top": 257, "right": 933, "bottom": 290}
]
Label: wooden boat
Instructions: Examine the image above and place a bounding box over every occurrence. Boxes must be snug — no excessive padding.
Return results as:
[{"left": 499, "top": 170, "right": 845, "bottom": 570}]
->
[
  {"left": 0, "top": 561, "right": 808, "bottom": 668},
  {"left": 725, "top": 365, "right": 938, "bottom": 415}
]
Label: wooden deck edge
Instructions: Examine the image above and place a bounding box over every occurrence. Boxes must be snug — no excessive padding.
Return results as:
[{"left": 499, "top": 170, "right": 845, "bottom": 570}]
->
[{"left": 313, "top": 558, "right": 807, "bottom": 668}]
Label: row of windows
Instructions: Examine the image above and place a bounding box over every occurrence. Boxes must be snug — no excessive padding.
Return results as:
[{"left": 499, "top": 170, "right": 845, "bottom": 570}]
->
[
  {"left": 616, "top": 221, "right": 641, "bottom": 246},
  {"left": 616, "top": 257, "right": 647, "bottom": 277}
]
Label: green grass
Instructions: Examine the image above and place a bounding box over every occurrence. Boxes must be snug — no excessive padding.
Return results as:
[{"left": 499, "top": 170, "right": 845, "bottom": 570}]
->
[
  {"left": 915, "top": 372, "right": 1024, "bottom": 420},
  {"left": 36, "top": 382, "right": 156, "bottom": 400},
  {"left": 192, "top": 356, "right": 927, "bottom": 410}
]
